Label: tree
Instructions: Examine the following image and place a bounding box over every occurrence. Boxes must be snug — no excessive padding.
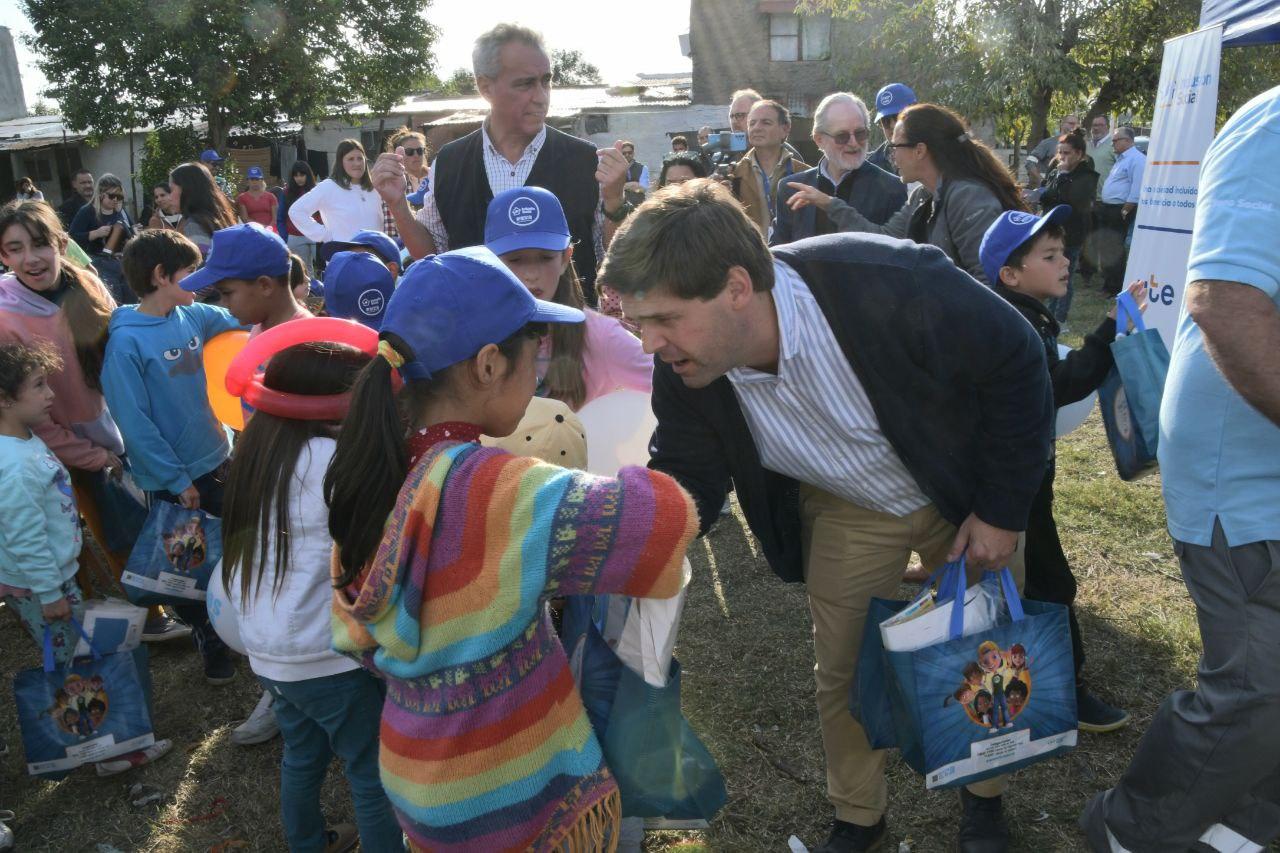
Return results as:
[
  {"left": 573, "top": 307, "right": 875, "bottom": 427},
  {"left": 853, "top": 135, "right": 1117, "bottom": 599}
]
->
[
  {"left": 439, "top": 67, "right": 477, "bottom": 96},
  {"left": 551, "top": 49, "right": 603, "bottom": 86},
  {"left": 28, "top": 99, "right": 57, "bottom": 116},
  {"left": 137, "top": 125, "right": 202, "bottom": 199},
  {"left": 21, "top": 0, "right": 438, "bottom": 151},
  {"left": 806, "top": 0, "right": 1280, "bottom": 150}
]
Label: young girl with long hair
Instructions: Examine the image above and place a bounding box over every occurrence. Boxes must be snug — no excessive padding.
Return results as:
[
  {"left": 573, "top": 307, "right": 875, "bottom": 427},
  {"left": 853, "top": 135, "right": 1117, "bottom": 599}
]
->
[
  {"left": 325, "top": 246, "right": 698, "bottom": 851},
  {"left": 282, "top": 162, "right": 319, "bottom": 275},
  {"left": 221, "top": 339, "right": 402, "bottom": 852},
  {"left": 787, "top": 102, "right": 1027, "bottom": 284},
  {"left": 485, "top": 187, "right": 651, "bottom": 411},
  {"left": 287, "top": 140, "right": 383, "bottom": 255},
  {"left": 168, "top": 162, "right": 238, "bottom": 254},
  {"left": 0, "top": 201, "right": 181, "bottom": 636}
]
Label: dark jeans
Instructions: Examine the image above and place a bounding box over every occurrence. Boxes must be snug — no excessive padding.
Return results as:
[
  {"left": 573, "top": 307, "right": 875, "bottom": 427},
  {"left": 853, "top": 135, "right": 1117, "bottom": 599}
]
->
[
  {"left": 1020, "top": 460, "right": 1085, "bottom": 681},
  {"left": 1087, "top": 522, "right": 1280, "bottom": 850},
  {"left": 1095, "top": 203, "right": 1129, "bottom": 295},
  {"left": 1046, "top": 246, "right": 1081, "bottom": 325},
  {"left": 147, "top": 464, "right": 228, "bottom": 659},
  {"left": 258, "top": 669, "right": 404, "bottom": 853}
]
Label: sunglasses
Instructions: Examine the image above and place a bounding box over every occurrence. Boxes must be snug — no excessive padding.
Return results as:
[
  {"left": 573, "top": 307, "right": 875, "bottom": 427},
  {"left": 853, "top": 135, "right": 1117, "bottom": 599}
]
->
[
  {"left": 104, "top": 192, "right": 124, "bottom": 201},
  {"left": 820, "top": 128, "right": 870, "bottom": 146},
  {"left": 730, "top": 112, "right": 749, "bottom": 121},
  {"left": 401, "top": 147, "right": 425, "bottom": 157}
]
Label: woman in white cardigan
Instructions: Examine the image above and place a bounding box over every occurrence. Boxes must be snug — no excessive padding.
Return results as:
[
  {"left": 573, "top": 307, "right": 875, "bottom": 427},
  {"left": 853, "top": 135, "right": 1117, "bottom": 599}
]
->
[{"left": 287, "top": 139, "right": 384, "bottom": 257}]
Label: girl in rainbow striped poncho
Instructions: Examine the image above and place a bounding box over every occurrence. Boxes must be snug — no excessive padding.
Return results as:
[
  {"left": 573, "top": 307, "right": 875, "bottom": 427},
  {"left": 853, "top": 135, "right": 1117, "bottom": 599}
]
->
[{"left": 326, "top": 246, "right": 699, "bottom": 852}]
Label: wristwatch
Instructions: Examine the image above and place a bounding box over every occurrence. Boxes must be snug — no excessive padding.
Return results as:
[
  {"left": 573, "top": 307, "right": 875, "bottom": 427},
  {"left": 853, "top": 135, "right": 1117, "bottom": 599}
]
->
[{"left": 601, "top": 199, "right": 634, "bottom": 223}]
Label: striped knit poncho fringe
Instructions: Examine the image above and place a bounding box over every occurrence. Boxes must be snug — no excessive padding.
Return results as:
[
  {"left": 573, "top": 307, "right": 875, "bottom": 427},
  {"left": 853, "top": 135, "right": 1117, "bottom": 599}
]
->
[{"left": 332, "top": 441, "right": 699, "bottom": 852}]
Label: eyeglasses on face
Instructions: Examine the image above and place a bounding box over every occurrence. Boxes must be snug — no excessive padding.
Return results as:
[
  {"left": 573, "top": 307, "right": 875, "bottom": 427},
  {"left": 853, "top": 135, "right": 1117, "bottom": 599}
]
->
[
  {"left": 104, "top": 192, "right": 124, "bottom": 201},
  {"left": 730, "top": 112, "right": 749, "bottom": 121},
  {"left": 402, "top": 147, "right": 425, "bottom": 157},
  {"left": 819, "top": 128, "right": 870, "bottom": 146}
]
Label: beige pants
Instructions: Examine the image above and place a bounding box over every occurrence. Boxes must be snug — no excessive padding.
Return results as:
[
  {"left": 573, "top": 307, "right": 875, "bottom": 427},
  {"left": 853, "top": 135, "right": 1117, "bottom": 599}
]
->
[{"left": 800, "top": 484, "right": 1026, "bottom": 825}]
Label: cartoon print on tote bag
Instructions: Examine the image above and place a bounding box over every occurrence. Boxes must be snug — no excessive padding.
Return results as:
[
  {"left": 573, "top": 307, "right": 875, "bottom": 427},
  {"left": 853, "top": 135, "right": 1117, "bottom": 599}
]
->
[{"left": 945, "top": 641, "right": 1032, "bottom": 734}]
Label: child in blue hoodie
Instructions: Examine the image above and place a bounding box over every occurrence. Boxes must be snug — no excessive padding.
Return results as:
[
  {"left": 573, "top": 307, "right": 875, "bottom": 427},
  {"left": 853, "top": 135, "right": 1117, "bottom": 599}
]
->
[{"left": 101, "top": 229, "right": 244, "bottom": 683}]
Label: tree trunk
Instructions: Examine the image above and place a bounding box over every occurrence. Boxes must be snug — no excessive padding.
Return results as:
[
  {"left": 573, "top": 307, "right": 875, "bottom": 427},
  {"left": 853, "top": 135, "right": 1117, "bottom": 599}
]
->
[
  {"left": 1028, "top": 85, "right": 1052, "bottom": 149},
  {"left": 207, "top": 103, "right": 229, "bottom": 153}
]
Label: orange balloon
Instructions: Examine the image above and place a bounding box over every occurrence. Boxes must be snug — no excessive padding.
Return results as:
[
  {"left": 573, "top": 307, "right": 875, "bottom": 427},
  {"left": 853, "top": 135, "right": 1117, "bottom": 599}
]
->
[{"left": 203, "top": 330, "right": 249, "bottom": 430}]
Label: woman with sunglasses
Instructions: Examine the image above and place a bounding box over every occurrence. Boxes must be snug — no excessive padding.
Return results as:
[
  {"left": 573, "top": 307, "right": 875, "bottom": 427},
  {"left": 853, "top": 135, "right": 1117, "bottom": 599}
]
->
[
  {"left": 773, "top": 92, "right": 907, "bottom": 246},
  {"left": 786, "top": 102, "right": 1025, "bottom": 285},
  {"left": 68, "top": 174, "right": 136, "bottom": 304}
]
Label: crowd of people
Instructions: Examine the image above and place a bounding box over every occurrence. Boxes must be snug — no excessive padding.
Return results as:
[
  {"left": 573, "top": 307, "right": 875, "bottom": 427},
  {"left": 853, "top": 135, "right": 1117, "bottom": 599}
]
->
[{"left": 0, "top": 17, "right": 1276, "bottom": 853}]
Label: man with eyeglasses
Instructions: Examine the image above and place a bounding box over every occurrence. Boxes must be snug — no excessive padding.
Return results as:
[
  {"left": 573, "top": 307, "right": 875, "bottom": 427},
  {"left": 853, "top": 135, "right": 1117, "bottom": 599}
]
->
[{"left": 773, "top": 92, "right": 906, "bottom": 245}]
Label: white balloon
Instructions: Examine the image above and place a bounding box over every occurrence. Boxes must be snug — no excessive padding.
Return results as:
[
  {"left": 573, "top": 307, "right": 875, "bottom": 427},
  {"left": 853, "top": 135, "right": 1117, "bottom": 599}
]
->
[
  {"left": 1055, "top": 344, "right": 1097, "bottom": 437},
  {"left": 205, "top": 560, "right": 248, "bottom": 656},
  {"left": 574, "top": 389, "right": 658, "bottom": 476}
]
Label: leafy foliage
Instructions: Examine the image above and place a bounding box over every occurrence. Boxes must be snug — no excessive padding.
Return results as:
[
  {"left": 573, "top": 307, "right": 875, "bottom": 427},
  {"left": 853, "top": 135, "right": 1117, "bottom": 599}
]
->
[
  {"left": 20, "top": 0, "right": 438, "bottom": 150},
  {"left": 438, "top": 67, "right": 478, "bottom": 96},
  {"left": 551, "top": 49, "right": 603, "bottom": 86},
  {"left": 136, "top": 125, "right": 202, "bottom": 198}
]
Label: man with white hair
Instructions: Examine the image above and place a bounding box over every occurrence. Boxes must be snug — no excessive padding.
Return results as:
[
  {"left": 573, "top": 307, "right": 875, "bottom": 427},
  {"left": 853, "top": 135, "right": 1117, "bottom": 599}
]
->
[
  {"left": 371, "top": 23, "right": 627, "bottom": 304},
  {"left": 772, "top": 92, "right": 906, "bottom": 245}
]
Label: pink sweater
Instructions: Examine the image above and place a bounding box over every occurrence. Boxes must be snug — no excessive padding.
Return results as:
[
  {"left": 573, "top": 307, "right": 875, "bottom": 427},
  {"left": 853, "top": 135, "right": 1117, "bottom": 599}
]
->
[
  {"left": 539, "top": 309, "right": 652, "bottom": 410},
  {"left": 0, "top": 273, "right": 123, "bottom": 471}
]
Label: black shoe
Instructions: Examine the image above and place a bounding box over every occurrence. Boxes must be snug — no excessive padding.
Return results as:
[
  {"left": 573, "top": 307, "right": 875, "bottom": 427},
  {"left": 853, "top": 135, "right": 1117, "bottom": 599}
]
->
[
  {"left": 957, "top": 788, "right": 1009, "bottom": 853},
  {"left": 813, "top": 816, "right": 887, "bottom": 853},
  {"left": 193, "top": 628, "right": 236, "bottom": 685},
  {"left": 1077, "top": 686, "right": 1130, "bottom": 733}
]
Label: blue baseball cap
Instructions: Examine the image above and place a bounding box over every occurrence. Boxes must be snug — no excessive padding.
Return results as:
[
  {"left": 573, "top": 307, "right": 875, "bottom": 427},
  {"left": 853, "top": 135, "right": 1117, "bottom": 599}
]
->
[
  {"left": 323, "top": 252, "right": 394, "bottom": 331},
  {"left": 246, "top": 166, "right": 263, "bottom": 180},
  {"left": 979, "top": 205, "right": 1072, "bottom": 288},
  {"left": 874, "top": 83, "right": 918, "bottom": 123},
  {"left": 484, "top": 187, "right": 572, "bottom": 257},
  {"left": 180, "top": 223, "right": 291, "bottom": 291},
  {"left": 381, "top": 245, "right": 583, "bottom": 380},
  {"left": 331, "top": 229, "right": 400, "bottom": 268},
  {"left": 199, "top": 149, "right": 224, "bottom": 164}
]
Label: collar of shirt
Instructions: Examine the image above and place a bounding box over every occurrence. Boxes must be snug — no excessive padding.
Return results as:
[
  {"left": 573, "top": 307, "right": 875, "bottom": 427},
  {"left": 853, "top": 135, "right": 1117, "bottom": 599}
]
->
[
  {"left": 482, "top": 122, "right": 547, "bottom": 168},
  {"left": 818, "top": 157, "right": 854, "bottom": 189},
  {"left": 729, "top": 260, "right": 803, "bottom": 384}
]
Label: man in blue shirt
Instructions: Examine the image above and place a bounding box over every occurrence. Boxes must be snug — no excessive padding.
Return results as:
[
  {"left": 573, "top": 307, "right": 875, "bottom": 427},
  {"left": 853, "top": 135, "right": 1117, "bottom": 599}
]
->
[
  {"left": 1081, "top": 85, "right": 1280, "bottom": 853},
  {"left": 1095, "top": 127, "right": 1146, "bottom": 294}
]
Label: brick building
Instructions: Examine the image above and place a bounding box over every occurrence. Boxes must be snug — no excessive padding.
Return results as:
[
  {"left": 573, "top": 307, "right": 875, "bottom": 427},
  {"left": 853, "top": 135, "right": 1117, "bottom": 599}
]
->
[{"left": 690, "top": 0, "right": 849, "bottom": 116}]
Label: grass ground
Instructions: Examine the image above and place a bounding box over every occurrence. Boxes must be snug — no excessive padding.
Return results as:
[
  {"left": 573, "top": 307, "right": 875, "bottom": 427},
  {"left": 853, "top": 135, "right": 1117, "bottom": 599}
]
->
[{"left": 0, "top": 282, "right": 1201, "bottom": 852}]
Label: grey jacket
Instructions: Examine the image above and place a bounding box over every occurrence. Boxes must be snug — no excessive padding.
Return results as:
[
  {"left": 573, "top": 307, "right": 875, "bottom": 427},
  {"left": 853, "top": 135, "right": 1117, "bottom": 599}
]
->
[{"left": 826, "top": 177, "right": 1006, "bottom": 284}]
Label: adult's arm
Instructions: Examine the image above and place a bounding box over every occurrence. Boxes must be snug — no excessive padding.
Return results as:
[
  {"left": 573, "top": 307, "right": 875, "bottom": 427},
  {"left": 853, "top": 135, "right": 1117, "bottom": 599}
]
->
[
  {"left": 236, "top": 196, "right": 250, "bottom": 223},
  {"left": 371, "top": 151, "right": 437, "bottom": 260},
  {"left": 68, "top": 205, "right": 96, "bottom": 249},
  {"left": 771, "top": 179, "right": 799, "bottom": 246},
  {"left": 1189, "top": 281, "right": 1280, "bottom": 426},
  {"left": 941, "top": 181, "right": 1006, "bottom": 285},
  {"left": 921, "top": 250, "right": 1052, "bottom": 531},
  {"left": 287, "top": 181, "right": 331, "bottom": 244},
  {"left": 647, "top": 360, "right": 733, "bottom": 535},
  {"left": 826, "top": 189, "right": 914, "bottom": 239}
]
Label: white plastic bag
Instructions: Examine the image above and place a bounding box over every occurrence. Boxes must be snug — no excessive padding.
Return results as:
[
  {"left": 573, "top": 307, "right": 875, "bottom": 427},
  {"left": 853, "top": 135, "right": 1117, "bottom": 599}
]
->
[
  {"left": 613, "top": 557, "right": 692, "bottom": 687},
  {"left": 880, "top": 580, "right": 1004, "bottom": 653},
  {"left": 73, "top": 597, "right": 147, "bottom": 657}
]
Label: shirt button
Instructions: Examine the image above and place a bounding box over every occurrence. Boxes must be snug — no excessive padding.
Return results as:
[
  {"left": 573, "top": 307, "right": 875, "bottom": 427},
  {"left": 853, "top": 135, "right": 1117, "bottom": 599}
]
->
[{"left": 510, "top": 171, "right": 515, "bottom": 177}]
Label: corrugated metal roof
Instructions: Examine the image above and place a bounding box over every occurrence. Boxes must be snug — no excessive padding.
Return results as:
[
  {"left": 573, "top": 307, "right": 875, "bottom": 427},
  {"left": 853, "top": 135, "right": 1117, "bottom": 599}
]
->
[{"left": 0, "top": 114, "right": 85, "bottom": 151}]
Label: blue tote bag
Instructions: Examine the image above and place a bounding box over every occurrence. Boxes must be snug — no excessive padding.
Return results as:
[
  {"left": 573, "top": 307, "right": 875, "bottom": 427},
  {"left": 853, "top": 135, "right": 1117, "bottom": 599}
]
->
[
  {"left": 14, "top": 620, "right": 156, "bottom": 778},
  {"left": 856, "top": 564, "right": 1077, "bottom": 789},
  {"left": 563, "top": 596, "right": 727, "bottom": 821},
  {"left": 120, "top": 501, "right": 222, "bottom": 605},
  {"left": 1099, "top": 292, "right": 1170, "bottom": 480}
]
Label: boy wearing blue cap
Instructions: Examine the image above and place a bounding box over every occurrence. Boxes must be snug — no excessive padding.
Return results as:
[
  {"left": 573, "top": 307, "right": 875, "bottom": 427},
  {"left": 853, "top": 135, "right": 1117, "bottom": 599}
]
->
[
  {"left": 181, "top": 223, "right": 312, "bottom": 338},
  {"left": 323, "top": 251, "right": 393, "bottom": 330},
  {"left": 979, "top": 206, "right": 1147, "bottom": 733},
  {"left": 102, "top": 228, "right": 246, "bottom": 683},
  {"left": 325, "top": 229, "right": 401, "bottom": 278}
]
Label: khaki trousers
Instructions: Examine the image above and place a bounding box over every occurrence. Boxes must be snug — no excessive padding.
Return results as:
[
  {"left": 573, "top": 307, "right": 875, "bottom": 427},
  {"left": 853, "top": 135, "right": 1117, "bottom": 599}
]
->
[{"left": 800, "top": 484, "right": 1026, "bottom": 825}]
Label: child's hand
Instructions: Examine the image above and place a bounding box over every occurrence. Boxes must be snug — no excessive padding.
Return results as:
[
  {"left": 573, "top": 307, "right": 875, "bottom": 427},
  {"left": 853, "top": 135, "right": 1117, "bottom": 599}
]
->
[
  {"left": 103, "top": 452, "right": 123, "bottom": 479},
  {"left": 42, "top": 597, "right": 71, "bottom": 622},
  {"left": 1107, "top": 280, "right": 1151, "bottom": 324},
  {"left": 178, "top": 485, "right": 200, "bottom": 510}
]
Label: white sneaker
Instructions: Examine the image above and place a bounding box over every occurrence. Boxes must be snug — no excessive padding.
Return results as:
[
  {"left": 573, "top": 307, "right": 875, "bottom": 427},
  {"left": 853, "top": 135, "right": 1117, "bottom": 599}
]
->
[
  {"left": 231, "top": 690, "right": 279, "bottom": 746},
  {"left": 0, "top": 809, "right": 13, "bottom": 852},
  {"left": 95, "top": 738, "right": 173, "bottom": 777}
]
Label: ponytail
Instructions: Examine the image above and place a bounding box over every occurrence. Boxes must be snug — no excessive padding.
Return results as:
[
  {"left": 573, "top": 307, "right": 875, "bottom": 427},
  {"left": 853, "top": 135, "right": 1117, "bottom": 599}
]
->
[
  {"left": 899, "top": 103, "right": 1027, "bottom": 213},
  {"left": 325, "top": 346, "right": 409, "bottom": 587}
]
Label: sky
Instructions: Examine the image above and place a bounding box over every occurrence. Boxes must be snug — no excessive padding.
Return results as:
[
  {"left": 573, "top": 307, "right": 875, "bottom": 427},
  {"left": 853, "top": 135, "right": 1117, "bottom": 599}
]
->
[{"left": 0, "top": 0, "right": 692, "bottom": 110}]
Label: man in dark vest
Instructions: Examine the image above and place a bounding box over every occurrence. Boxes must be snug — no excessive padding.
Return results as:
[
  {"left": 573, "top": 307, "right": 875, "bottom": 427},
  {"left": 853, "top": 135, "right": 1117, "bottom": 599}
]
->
[
  {"left": 372, "top": 23, "right": 628, "bottom": 304},
  {"left": 599, "top": 179, "right": 1053, "bottom": 853}
]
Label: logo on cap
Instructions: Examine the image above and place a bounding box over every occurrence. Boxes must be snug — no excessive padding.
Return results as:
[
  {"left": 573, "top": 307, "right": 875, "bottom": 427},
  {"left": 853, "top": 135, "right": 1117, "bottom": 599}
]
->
[
  {"left": 358, "top": 289, "right": 385, "bottom": 317},
  {"left": 508, "top": 197, "right": 540, "bottom": 227},
  {"left": 1008, "top": 212, "right": 1038, "bottom": 225},
  {"left": 878, "top": 91, "right": 894, "bottom": 105}
]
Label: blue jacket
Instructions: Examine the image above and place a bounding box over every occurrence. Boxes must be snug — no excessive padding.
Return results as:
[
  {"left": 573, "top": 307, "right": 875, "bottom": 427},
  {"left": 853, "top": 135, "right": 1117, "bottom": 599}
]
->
[
  {"left": 101, "top": 303, "right": 242, "bottom": 494},
  {"left": 648, "top": 234, "right": 1052, "bottom": 583},
  {"left": 772, "top": 160, "right": 906, "bottom": 246}
]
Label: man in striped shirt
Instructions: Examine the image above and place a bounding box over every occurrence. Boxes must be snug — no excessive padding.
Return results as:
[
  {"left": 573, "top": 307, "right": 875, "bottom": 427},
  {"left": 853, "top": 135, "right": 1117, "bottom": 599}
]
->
[{"left": 600, "top": 180, "right": 1053, "bottom": 853}]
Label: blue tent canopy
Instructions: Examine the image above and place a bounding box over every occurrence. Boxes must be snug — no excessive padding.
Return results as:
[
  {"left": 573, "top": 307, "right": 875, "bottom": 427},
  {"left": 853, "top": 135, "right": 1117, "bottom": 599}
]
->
[{"left": 1201, "top": 0, "right": 1280, "bottom": 45}]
